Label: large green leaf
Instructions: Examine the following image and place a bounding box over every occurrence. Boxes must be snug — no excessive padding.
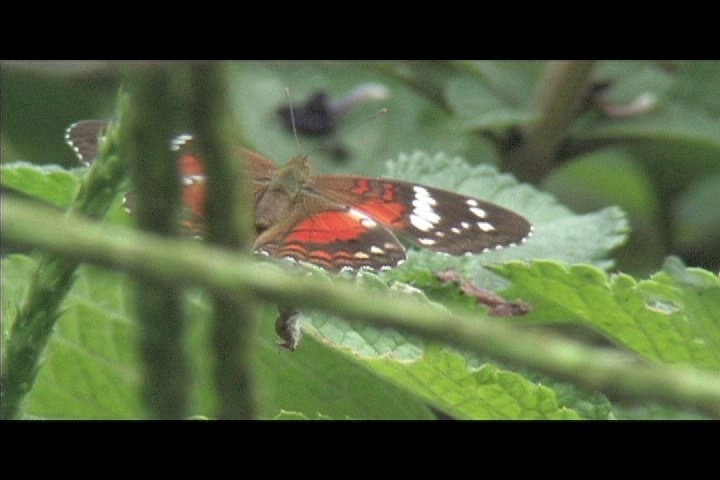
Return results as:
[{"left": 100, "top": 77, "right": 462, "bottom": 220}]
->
[
  {"left": 1, "top": 254, "right": 435, "bottom": 419},
  {"left": 490, "top": 259, "right": 720, "bottom": 371},
  {"left": 294, "top": 280, "right": 580, "bottom": 419}
]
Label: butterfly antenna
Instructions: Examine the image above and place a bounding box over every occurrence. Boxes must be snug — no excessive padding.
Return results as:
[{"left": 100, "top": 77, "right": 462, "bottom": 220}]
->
[{"left": 285, "top": 87, "right": 302, "bottom": 155}]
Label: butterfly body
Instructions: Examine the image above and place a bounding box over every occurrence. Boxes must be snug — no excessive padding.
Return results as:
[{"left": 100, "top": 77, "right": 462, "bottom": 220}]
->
[
  {"left": 66, "top": 120, "right": 532, "bottom": 272},
  {"left": 254, "top": 155, "right": 311, "bottom": 229}
]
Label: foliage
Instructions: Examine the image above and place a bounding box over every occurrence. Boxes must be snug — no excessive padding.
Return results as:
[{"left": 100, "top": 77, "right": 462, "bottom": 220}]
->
[{"left": 2, "top": 61, "right": 719, "bottom": 419}]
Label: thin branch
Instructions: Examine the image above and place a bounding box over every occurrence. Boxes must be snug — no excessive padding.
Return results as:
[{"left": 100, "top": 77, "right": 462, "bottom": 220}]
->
[{"left": 4, "top": 195, "right": 720, "bottom": 418}]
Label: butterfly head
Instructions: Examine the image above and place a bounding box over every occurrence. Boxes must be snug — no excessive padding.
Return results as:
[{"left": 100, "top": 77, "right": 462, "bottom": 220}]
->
[
  {"left": 255, "top": 155, "right": 312, "bottom": 229},
  {"left": 274, "top": 155, "right": 311, "bottom": 192}
]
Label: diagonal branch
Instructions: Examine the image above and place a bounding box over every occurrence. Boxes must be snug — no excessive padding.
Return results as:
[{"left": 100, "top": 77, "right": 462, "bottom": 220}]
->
[{"left": 4, "top": 194, "right": 720, "bottom": 418}]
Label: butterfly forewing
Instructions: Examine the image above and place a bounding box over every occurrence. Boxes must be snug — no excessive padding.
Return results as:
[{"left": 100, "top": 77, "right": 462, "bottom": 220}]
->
[{"left": 311, "top": 176, "right": 532, "bottom": 255}]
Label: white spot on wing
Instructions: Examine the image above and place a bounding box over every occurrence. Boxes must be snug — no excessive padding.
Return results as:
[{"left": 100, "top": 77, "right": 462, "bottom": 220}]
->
[
  {"left": 451, "top": 227, "right": 461, "bottom": 234},
  {"left": 361, "top": 218, "right": 377, "bottom": 228},
  {"left": 470, "top": 207, "right": 487, "bottom": 218},
  {"left": 410, "top": 185, "right": 441, "bottom": 233},
  {"left": 419, "top": 238, "right": 436, "bottom": 246},
  {"left": 461, "top": 222, "right": 470, "bottom": 229},
  {"left": 410, "top": 213, "right": 434, "bottom": 232},
  {"left": 466, "top": 198, "right": 478, "bottom": 207},
  {"left": 171, "top": 134, "right": 193, "bottom": 151},
  {"left": 349, "top": 209, "right": 377, "bottom": 228},
  {"left": 354, "top": 252, "right": 370, "bottom": 259},
  {"left": 370, "top": 246, "right": 385, "bottom": 254},
  {"left": 412, "top": 185, "right": 435, "bottom": 205},
  {"left": 182, "top": 174, "right": 206, "bottom": 185},
  {"left": 476, "top": 221, "right": 495, "bottom": 232},
  {"left": 412, "top": 199, "right": 440, "bottom": 223}
]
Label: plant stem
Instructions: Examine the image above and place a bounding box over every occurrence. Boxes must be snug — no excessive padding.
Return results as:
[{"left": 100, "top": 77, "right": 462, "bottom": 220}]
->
[
  {"left": 505, "top": 61, "right": 596, "bottom": 183},
  {"left": 122, "top": 66, "right": 190, "bottom": 419},
  {"left": 0, "top": 109, "right": 127, "bottom": 420},
  {"left": 188, "top": 63, "right": 257, "bottom": 419},
  {"left": 4, "top": 195, "right": 720, "bottom": 419}
]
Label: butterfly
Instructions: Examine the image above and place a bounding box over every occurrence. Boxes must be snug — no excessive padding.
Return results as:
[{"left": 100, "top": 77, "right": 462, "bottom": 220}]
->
[{"left": 66, "top": 120, "right": 532, "bottom": 272}]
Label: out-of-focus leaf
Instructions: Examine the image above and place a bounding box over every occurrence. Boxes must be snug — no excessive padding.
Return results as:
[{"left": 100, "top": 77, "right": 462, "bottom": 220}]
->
[
  {"left": 541, "top": 148, "right": 665, "bottom": 274},
  {"left": 671, "top": 174, "right": 720, "bottom": 262}
]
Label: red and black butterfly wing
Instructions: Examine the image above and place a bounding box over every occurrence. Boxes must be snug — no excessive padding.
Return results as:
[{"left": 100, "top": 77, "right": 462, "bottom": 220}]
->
[
  {"left": 253, "top": 192, "right": 406, "bottom": 271},
  {"left": 311, "top": 175, "right": 532, "bottom": 255}
]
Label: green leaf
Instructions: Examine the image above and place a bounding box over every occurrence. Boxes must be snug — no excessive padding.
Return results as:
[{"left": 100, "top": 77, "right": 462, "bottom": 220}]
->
[
  {"left": 541, "top": 147, "right": 665, "bottom": 275},
  {"left": 459, "top": 61, "right": 546, "bottom": 107},
  {"left": 490, "top": 259, "right": 720, "bottom": 371},
  {"left": 1, "top": 162, "right": 135, "bottom": 227},
  {"left": 272, "top": 410, "right": 335, "bottom": 420},
  {"left": 2, "top": 256, "right": 144, "bottom": 418},
  {"left": 1, "top": 162, "right": 80, "bottom": 208},
  {"left": 445, "top": 75, "right": 534, "bottom": 131},
  {"left": 1, "top": 254, "right": 434, "bottom": 419},
  {"left": 297, "top": 275, "right": 580, "bottom": 419},
  {"left": 1, "top": 255, "right": 36, "bottom": 349},
  {"left": 365, "top": 346, "right": 580, "bottom": 419},
  {"left": 538, "top": 380, "right": 615, "bottom": 420},
  {"left": 542, "top": 148, "right": 660, "bottom": 224},
  {"left": 671, "top": 174, "right": 720, "bottom": 256},
  {"left": 664, "top": 61, "right": 720, "bottom": 117}
]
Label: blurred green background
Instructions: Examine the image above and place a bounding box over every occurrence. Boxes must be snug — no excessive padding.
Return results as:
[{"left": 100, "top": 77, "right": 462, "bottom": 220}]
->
[{"left": 2, "top": 60, "right": 719, "bottom": 275}]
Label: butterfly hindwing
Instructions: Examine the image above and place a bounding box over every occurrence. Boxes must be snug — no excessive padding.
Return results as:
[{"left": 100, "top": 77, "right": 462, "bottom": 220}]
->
[{"left": 65, "top": 119, "right": 111, "bottom": 165}]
